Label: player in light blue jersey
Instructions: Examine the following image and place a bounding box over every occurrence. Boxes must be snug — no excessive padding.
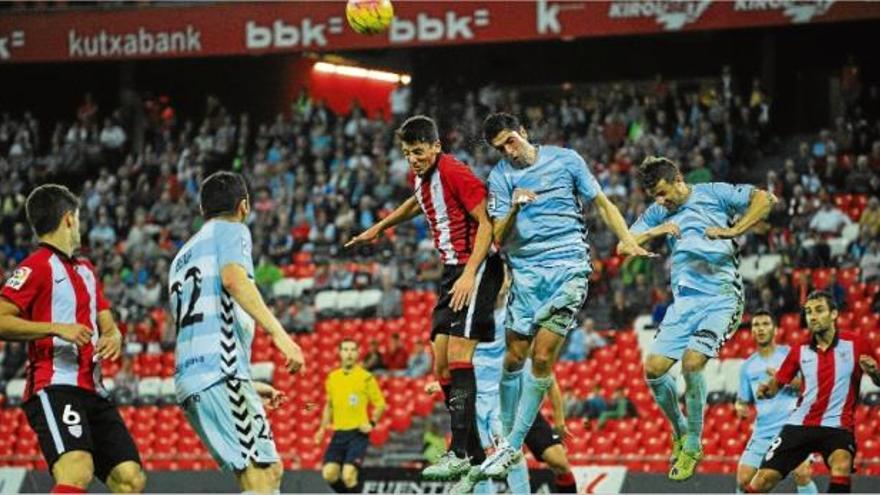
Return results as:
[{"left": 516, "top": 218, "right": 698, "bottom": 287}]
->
[
  {"left": 478, "top": 113, "right": 650, "bottom": 479},
  {"left": 626, "top": 156, "right": 777, "bottom": 481},
  {"left": 170, "top": 171, "right": 305, "bottom": 494},
  {"left": 735, "top": 310, "right": 816, "bottom": 494}
]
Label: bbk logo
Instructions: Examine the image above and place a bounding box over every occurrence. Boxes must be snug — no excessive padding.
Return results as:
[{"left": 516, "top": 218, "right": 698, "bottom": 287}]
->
[
  {"left": 0, "top": 30, "right": 25, "bottom": 60},
  {"left": 608, "top": 0, "right": 713, "bottom": 31},
  {"left": 733, "top": 0, "right": 834, "bottom": 23},
  {"left": 389, "top": 9, "right": 490, "bottom": 43},
  {"left": 245, "top": 17, "right": 344, "bottom": 50}
]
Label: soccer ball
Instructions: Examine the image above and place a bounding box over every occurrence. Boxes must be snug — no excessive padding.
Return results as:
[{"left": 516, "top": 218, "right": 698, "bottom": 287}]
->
[{"left": 346, "top": 0, "right": 394, "bottom": 35}]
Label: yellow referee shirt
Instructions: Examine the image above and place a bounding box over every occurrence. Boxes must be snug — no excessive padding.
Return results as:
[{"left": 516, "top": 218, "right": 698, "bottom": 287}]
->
[{"left": 325, "top": 365, "right": 386, "bottom": 431}]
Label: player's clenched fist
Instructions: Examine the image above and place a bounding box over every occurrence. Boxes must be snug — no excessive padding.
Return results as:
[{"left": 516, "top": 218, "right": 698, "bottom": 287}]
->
[{"left": 512, "top": 188, "right": 537, "bottom": 207}]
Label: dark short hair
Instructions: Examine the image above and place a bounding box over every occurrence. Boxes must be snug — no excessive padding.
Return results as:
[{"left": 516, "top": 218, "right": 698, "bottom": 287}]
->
[
  {"left": 751, "top": 309, "right": 776, "bottom": 326},
  {"left": 396, "top": 115, "right": 439, "bottom": 144},
  {"left": 200, "top": 171, "right": 248, "bottom": 220},
  {"left": 339, "top": 338, "right": 358, "bottom": 350},
  {"left": 483, "top": 112, "right": 521, "bottom": 144},
  {"left": 25, "top": 184, "right": 80, "bottom": 237},
  {"left": 638, "top": 156, "right": 680, "bottom": 191},
  {"left": 806, "top": 290, "right": 837, "bottom": 311}
]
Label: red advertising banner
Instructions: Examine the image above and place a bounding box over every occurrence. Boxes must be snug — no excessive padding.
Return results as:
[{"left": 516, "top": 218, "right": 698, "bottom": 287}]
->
[{"left": 0, "top": 1, "right": 878, "bottom": 64}]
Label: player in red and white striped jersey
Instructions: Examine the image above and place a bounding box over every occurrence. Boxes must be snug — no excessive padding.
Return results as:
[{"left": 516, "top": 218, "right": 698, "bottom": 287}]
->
[
  {"left": 749, "top": 291, "right": 880, "bottom": 493},
  {"left": 347, "top": 116, "right": 502, "bottom": 481},
  {"left": 0, "top": 184, "right": 145, "bottom": 494}
]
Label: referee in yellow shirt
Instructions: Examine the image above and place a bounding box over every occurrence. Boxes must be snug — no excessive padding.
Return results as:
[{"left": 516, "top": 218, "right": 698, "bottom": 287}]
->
[{"left": 316, "top": 338, "right": 386, "bottom": 493}]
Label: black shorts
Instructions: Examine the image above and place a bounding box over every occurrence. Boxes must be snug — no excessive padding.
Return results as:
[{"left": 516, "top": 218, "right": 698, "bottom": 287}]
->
[
  {"left": 431, "top": 253, "right": 504, "bottom": 343},
  {"left": 524, "top": 413, "right": 563, "bottom": 459},
  {"left": 323, "top": 429, "right": 369, "bottom": 467},
  {"left": 23, "top": 385, "right": 141, "bottom": 482},
  {"left": 760, "top": 424, "right": 857, "bottom": 476}
]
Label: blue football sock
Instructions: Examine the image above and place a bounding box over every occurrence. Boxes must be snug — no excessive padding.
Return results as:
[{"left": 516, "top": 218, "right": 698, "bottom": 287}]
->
[
  {"left": 508, "top": 368, "right": 552, "bottom": 450},
  {"left": 500, "top": 368, "right": 524, "bottom": 435},
  {"left": 506, "top": 456, "right": 530, "bottom": 495},
  {"left": 683, "top": 370, "right": 707, "bottom": 453},
  {"left": 647, "top": 373, "right": 688, "bottom": 439},
  {"left": 797, "top": 481, "right": 818, "bottom": 494}
]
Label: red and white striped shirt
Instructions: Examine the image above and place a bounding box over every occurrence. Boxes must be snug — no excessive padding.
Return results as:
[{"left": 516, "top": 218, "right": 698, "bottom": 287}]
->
[
  {"left": 410, "top": 154, "right": 487, "bottom": 265},
  {"left": 776, "top": 330, "right": 877, "bottom": 430},
  {"left": 1, "top": 244, "right": 109, "bottom": 401}
]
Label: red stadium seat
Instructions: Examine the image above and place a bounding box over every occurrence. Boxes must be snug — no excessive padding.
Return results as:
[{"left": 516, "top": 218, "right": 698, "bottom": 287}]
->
[
  {"left": 838, "top": 267, "right": 860, "bottom": 289},
  {"left": 812, "top": 268, "right": 834, "bottom": 290}
]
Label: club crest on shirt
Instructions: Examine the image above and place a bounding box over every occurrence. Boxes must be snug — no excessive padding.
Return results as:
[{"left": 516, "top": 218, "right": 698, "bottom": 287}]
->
[
  {"left": 4, "top": 267, "right": 32, "bottom": 291},
  {"left": 68, "top": 424, "right": 83, "bottom": 438}
]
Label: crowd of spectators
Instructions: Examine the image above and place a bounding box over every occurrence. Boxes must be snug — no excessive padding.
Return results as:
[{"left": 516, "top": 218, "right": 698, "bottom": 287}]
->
[{"left": 1, "top": 58, "right": 879, "bottom": 391}]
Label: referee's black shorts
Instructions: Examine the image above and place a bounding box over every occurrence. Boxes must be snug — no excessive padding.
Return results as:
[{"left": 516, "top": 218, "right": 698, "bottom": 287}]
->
[
  {"left": 23, "top": 385, "right": 141, "bottom": 482},
  {"left": 431, "top": 253, "right": 503, "bottom": 343},
  {"left": 760, "top": 424, "right": 856, "bottom": 476}
]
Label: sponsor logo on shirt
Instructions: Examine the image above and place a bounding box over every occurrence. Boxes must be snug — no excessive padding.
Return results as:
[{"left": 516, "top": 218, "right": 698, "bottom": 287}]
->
[{"left": 4, "top": 267, "right": 32, "bottom": 291}]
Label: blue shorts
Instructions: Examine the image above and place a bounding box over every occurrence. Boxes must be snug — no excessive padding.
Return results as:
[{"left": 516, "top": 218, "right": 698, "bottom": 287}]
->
[
  {"left": 651, "top": 286, "right": 744, "bottom": 359},
  {"left": 323, "top": 429, "right": 370, "bottom": 467},
  {"left": 740, "top": 433, "right": 775, "bottom": 469},
  {"left": 507, "top": 263, "right": 590, "bottom": 338},
  {"left": 181, "top": 378, "right": 279, "bottom": 472},
  {"left": 475, "top": 392, "right": 503, "bottom": 449}
]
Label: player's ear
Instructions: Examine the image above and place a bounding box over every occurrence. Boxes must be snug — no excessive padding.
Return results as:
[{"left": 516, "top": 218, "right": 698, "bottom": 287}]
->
[
  {"left": 63, "top": 210, "right": 76, "bottom": 229},
  {"left": 519, "top": 127, "right": 528, "bottom": 140}
]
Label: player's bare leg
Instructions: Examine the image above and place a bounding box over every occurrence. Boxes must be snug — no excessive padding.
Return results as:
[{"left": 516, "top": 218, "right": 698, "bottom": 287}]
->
[
  {"left": 748, "top": 467, "right": 784, "bottom": 493},
  {"left": 541, "top": 445, "right": 577, "bottom": 493},
  {"left": 51, "top": 450, "right": 94, "bottom": 492},
  {"left": 792, "top": 458, "right": 817, "bottom": 493},
  {"left": 321, "top": 462, "right": 347, "bottom": 493},
  {"left": 236, "top": 460, "right": 283, "bottom": 494},
  {"left": 827, "top": 449, "right": 854, "bottom": 493},
  {"left": 341, "top": 463, "right": 360, "bottom": 491},
  {"left": 736, "top": 463, "right": 757, "bottom": 493},
  {"left": 106, "top": 460, "right": 146, "bottom": 493}
]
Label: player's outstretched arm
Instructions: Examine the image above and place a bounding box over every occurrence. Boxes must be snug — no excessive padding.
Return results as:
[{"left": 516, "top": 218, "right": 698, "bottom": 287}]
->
[
  {"left": 345, "top": 196, "right": 421, "bottom": 248},
  {"left": 221, "top": 263, "right": 304, "bottom": 374},
  {"left": 629, "top": 222, "right": 681, "bottom": 247},
  {"left": 593, "top": 192, "right": 654, "bottom": 257},
  {"left": 706, "top": 189, "right": 777, "bottom": 240},
  {"left": 0, "top": 298, "right": 92, "bottom": 346}
]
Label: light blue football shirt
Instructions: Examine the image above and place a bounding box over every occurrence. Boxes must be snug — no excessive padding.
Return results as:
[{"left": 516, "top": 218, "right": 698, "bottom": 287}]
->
[
  {"left": 170, "top": 219, "right": 256, "bottom": 402},
  {"left": 487, "top": 145, "right": 600, "bottom": 271},
  {"left": 739, "top": 345, "right": 799, "bottom": 437},
  {"left": 474, "top": 306, "right": 506, "bottom": 396},
  {"left": 631, "top": 182, "right": 754, "bottom": 296}
]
